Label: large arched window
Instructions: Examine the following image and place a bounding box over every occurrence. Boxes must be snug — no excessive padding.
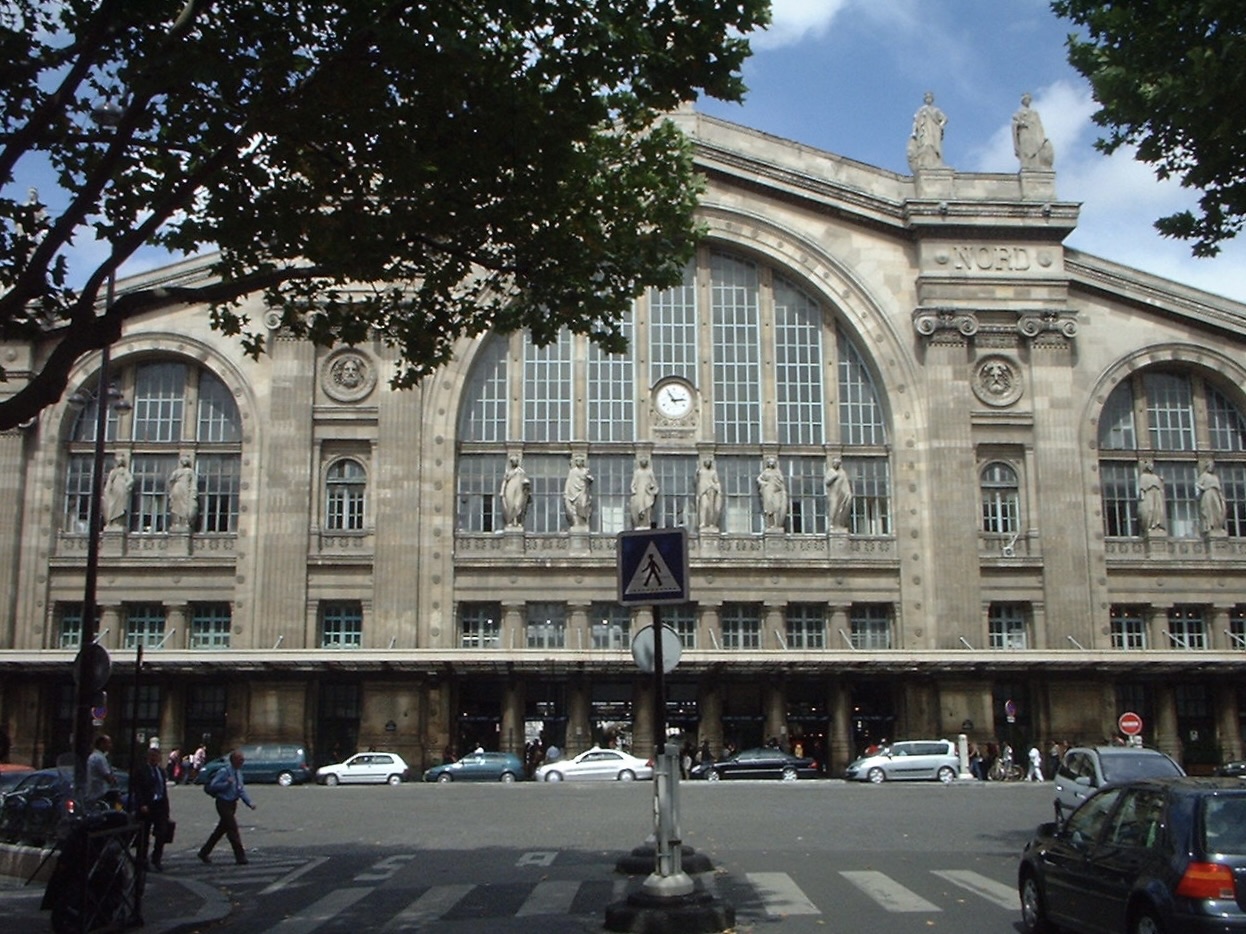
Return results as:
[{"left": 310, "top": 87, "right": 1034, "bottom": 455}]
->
[
  {"left": 456, "top": 247, "right": 891, "bottom": 536},
  {"left": 325, "top": 459, "right": 367, "bottom": 531},
  {"left": 981, "top": 462, "right": 1020, "bottom": 534},
  {"left": 1099, "top": 369, "right": 1246, "bottom": 538},
  {"left": 64, "top": 360, "right": 242, "bottom": 534}
]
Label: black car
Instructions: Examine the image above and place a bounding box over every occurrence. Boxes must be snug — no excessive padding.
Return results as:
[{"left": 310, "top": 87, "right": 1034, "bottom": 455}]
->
[
  {"left": 0, "top": 766, "right": 131, "bottom": 846},
  {"left": 1019, "top": 776, "right": 1246, "bottom": 933},
  {"left": 1215, "top": 761, "right": 1246, "bottom": 778},
  {"left": 689, "top": 747, "right": 817, "bottom": 782}
]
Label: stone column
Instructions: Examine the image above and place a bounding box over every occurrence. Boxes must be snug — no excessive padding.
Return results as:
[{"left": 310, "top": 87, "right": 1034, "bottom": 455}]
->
[
  {"left": 566, "top": 676, "right": 592, "bottom": 756},
  {"left": 828, "top": 679, "right": 852, "bottom": 774},
  {"left": 1209, "top": 606, "right": 1232, "bottom": 650},
  {"left": 567, "top": 602, "right": 590, "bottom": 654},
  {"left": 828, "top": 604, "right": 850, "bottom": 649},
  {"left": 1215, "top": 682, "right": 1242, "bottom": 764},
  {"left": 631, "top": 676, "right": 654, "bottom": 755},
  {"left": 1153, "top": 682, "right": 1180, "bottom": 763},
  {"left": 501, "top": 602, "right": 525, "bottom": 652},
  {"left": 98, "top": 605, "right": 122, "bottom": 650},
  {"left": 699, "top": 604, "right": 720, "bottom": 651},
  {"left": 165, "top": 604, "right": 189, "bottom": 651},
  {"left": 763, "top": 605, "right": 784, "bottom": 650},
  {"left": 696, "top": 675, "right": 723, "bottom": 757},
  {"left": 763, "top": 680, "right": 787, "bottom": 749},
  {"left": 1146, "top": 604, "right": 1167, "bottom": 650},
  {"left": 500, "top": 677, "right": 525, "bottom": 756}
]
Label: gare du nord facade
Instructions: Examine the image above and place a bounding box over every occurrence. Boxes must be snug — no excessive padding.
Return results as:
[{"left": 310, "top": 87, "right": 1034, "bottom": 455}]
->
[{"left": 3, "top": 107, "right": 1246, "bottom": 776}]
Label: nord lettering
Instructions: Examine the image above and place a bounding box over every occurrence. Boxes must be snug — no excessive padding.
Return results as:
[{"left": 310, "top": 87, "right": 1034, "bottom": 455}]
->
[{"left": 951, "top": 246, "right": 1031, "bottom": 272}]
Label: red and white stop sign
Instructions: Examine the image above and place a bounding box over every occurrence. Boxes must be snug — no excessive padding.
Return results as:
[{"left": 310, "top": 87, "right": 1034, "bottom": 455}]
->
[{"left": 1118, "top": 711, "right": 1143, "bottom": 736}]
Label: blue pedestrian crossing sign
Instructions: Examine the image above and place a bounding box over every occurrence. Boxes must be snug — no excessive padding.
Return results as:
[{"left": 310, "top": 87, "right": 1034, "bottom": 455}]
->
[{"left": 617, "top": 528, "right": 689, "bottom": 606}]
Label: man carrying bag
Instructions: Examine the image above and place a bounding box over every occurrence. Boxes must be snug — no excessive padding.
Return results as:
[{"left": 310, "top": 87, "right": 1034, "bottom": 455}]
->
[
  {"left": 133, "top": 745, "right": 173, "bottom": 871},
  {"left": 198, "top": 749, "right": 256, "bottom": 865}
]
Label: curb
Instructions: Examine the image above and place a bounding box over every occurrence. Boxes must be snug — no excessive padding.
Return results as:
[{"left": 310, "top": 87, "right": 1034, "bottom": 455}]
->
[{"left": 147, "top": 875, "right": 233, "bottom": 934}]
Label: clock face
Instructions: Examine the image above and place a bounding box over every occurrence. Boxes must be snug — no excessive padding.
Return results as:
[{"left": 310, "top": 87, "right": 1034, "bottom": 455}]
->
[{"left": 655, "top": 381, "right": 693, "bottom": 419}]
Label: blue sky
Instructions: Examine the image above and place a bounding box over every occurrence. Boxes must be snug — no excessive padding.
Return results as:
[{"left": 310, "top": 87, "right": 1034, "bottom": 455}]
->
[{"left": 698, "top": 0, "right": 1246, "bottom": 304}]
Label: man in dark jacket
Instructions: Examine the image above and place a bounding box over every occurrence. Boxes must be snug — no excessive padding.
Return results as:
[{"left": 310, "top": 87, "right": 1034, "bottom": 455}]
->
[{"left": 133, "top": 745, "right": 172, "bottom": 871}]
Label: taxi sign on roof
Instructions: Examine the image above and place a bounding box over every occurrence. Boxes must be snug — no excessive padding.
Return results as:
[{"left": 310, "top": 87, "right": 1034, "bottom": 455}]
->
[{"left": 617, "top": 528, "right": 689, "bottom": 606}]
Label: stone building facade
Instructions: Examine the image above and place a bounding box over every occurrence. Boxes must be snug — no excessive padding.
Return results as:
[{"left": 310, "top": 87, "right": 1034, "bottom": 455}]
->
[{"left": 2, "top": 109, "right": 1246, "bottom": 775}]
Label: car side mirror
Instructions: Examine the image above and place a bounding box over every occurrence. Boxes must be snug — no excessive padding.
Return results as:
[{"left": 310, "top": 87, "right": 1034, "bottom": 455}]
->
[{"left": 1074, "top": 775, "right": 1092, "bottom": 788}]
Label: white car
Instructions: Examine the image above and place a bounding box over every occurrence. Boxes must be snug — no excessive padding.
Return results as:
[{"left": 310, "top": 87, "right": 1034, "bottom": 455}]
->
[
  {"left": 535, "top": 748, "right": 653, "bottom": 782},
  {"left": 316, "top": 752, "right": 410, "bottom": 786}
]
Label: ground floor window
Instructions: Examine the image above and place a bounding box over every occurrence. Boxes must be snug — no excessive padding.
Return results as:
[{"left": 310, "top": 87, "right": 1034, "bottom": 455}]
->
[
  {"left": 785, "top": 604, "right": 825, "bottom": 650},
  {"left": 125, "top": 603, "right": 166, "bottom": 649},
  {"left": 321, "top": 601, "right": 363, "bottom": 648},
  {"left": 190, "top": 603, "right": 231, "bottom": 649},
  {"left": 989, "top": 603, "right": 1028, "bottom": 650},
  {"left": 591, "top": 603, "right": 631, "bottom": 650},
  {"left": 526, "top": 602, "right": 566, "bottom": 649},
  {"left": 1167, "top": 606, "right": 1207, "bottom": 649},
  {"left": 850, "top": 604, "right": 892, "bottom": 650},
  {"left": 1111, "top": 606, "right": 1148, "bottom": 650},
  {"left": 721, "top": 603, "right": 762, "bottom": 650},
  {"left": 459, "top": 602, "right": 501, "bottom": 648}
]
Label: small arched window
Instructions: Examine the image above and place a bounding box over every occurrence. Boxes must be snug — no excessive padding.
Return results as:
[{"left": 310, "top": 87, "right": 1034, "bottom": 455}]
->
[
  {"left": 981, "top": 462, "right": 1020, "bottom": 534},
  {"left": 325, "top": 459, "right": 366, "bottom": 531}
]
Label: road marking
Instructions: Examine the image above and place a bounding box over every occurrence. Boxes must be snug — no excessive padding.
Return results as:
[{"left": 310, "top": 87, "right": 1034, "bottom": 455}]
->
[
  {"left": 270, "top": 885, "right": 373, "bottom": 933},
  {"left": 932, "top": 869, "right": 1019, "bottom": 911},
  {"left": 840, "top": 870, "right": 941, "bottom": 912},
  {"left": 746, "top": 872, "right": 821, "bottom": 916},
  {"left": 259, "top": 856, "right": 329, "bottom": 895},
  {"left": 382, "top": 883, "right": 475, "bottom": 930},
  {"left": 517, "top": 850, "right": 557, "bottom": 867},
  {"left": 355, "top": 853, "right": 415, "bottom": 882},
  {"left": 516, "top": 879, "right": 580, "bottom": 916}
]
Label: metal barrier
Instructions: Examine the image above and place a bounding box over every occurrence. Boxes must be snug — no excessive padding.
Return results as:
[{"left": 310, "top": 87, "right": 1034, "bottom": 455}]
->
[{"left": 38, "top": 811, "right": 143, "bottom": 933}]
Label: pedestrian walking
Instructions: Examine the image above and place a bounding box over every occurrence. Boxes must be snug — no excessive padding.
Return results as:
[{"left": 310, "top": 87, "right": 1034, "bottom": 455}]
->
[
  {"left": 1027, "top": 744, "right": 1045, "bottom": 782},
  {"left": 134, "top": 745, "right": 172, "bottom": 871},
  {"left": 85, "top": 734, "right": 118, "bottom": 809},
  {"left": 198, "top": 749, "right": 256, "bottom": 865}
]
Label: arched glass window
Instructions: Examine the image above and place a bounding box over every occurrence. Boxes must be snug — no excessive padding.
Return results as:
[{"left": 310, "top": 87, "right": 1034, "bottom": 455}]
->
[
  {"left": 1098, "top": 369, "right": 1246, "bottom": 538},
  {"left": 454, "top": 246, "right": 892, "bottom": 536},
  {"left": 981, "top": 463, "right": 1020, "bottom": 534},
  {"left": 64, "top": 360, "right": 242, "bottom": 534},
  {"left": 325, "top": 459, "right": 367, "bottom": 531}
]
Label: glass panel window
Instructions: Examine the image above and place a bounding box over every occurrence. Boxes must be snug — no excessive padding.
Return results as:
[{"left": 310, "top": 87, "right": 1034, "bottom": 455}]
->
[
  {"left": 131, "top": 454, "right": 175, "bottom": 533},
  {"left": 666, "top": 605, "right": 697, "bottom": 649},
  {"left": 718, "top": 456, "right": 761, "bottom": 534},
  {"left": 132, "top": 363, "right": 187, "bottom": 443},
  {"left": 1111, "top": 606, "right": 1148, "bottom": 650},
  {"left": 523, "top": 454, "right": 568, "bottom": 534},
  {"left": 849, "top": 458, "right": 891, "bottom": 536},
  {"left": 785, "top": 604, "right": 825, "bottom": 650},
  {"left": 787, "top": 456, "right": 826, "bottom": 534},
  {"left": 196, "top": 371, "right": 241, "bottom": 442},
  {"left": 1167, "top": 606, "right": 1207, "bottom": 649},
  {"left": 850, "top": 604, "right": 892, "bottom": 649},
  {"left": 325, "top": 459, "right": 366, "bottom": 531},
  {"left": 459, "top": 602, "right": 501, "bottom": 649},
  {"left": 1208, "top": 386, "right": 1246, "bottom": 451},
  {"left": 526, "top": 602, "right": 566, "bottom": 649},
  {"left": 189, "top": 603, "right": 231, "bottom": 649},
  {"left": 1098, "top": 383, "right": 1137, "bottom": 450},
  {"left": 591, "top": 455, "right": 631, "bottom": 535},
  {"left": 456, "top": 454, "right": 504, "bottom": 533},
  {"left": 647, "top": 261, "right": 698, "bottom": 385},
  {"left": 591, "top": 603, "right": 631, "bottom": 650},
  {"left": 459, "top": 336, "right": 509, "bottom": 442},
  {"left": 774, "top": 276, "right": 824, "bottom": 445},
  {"left": 58, "top": 603, "right": 84, "bottom": 650},
  {"left": 588, "top": 313, "right": 634, "bottom": 442},
  {"left": 1155, "top": 461, "right": 1198, "bottom": 538},
  {"left": 981, "top": 462, "right": 1020, "bottom": 534},
  {"left": 197, "top": 454, "right": 239, "bottom": 533},
  {"left": 1144, "top": 372, "right": 1195, "bottom": 451},
  {"left": 125, "top": 603, "right": 166, "bottom": 649},
  {"left": 988, "top": 603, "right": 1028, "bottom": 649},
  {"left": 1229, "top": 607, "right": 1246, "bottom": 650},
  {"left": 64, "top": 455, "right": 96, "bottom": 533},
  {"left": 721, "top": 603, "right": 761, "bottom": 650},
  {"left": 838, "top": 330, "right": 887, "bottom": 446},
  {"left": 1102, "top": 462, "right": 1140, "bottom": 537},
  {"left": 653, "top": 455, "right": 697, "bottom": 529},
  {"left": 321, "top": 601, "right": 363, "bottom": 648},
  {"left": 523, "top": 331, "right": 572, "bottom": 442},
  {"left": 1224, "top": 463, "right": 1246, "bottom": 537},
  {"left": 711, "top": 252, "right": 761, "bottom": 445}
]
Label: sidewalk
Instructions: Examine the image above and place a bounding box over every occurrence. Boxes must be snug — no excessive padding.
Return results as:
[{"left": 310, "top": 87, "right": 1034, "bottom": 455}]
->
[{"left": 0, "top": 843, "right": 231, "bottom": 933}]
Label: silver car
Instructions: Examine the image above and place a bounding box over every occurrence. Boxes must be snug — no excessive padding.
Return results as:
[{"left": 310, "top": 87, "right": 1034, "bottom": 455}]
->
[
  {"left": 534, "top": 748, "right": 653, "bottom": 782},
  {"left": 844, "top": 740, "right": 960, "bottom": 784},
  {"left": 1052, "top": 745, "right": 1183, "bottom": 818}
]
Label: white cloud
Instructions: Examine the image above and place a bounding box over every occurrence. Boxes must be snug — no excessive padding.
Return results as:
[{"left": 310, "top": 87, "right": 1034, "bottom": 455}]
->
[{"left": 750, "top": 0, "right": 851, "bottom": 49}]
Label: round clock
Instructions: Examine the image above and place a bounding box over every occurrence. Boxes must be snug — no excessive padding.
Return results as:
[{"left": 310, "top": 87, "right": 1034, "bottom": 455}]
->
[{"left": 655, "top": 381, "right": 693, "bottom": 419}]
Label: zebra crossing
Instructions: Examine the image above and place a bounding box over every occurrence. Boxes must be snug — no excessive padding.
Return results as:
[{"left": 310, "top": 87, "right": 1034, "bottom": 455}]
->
[{"left": 242, "top": 862, "right": 1022, "bottom": 930}]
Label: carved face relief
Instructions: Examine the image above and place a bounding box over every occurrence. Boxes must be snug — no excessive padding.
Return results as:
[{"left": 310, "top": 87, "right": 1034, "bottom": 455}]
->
[
  {"left": 972, "top": 355, "right": 1023, "bottom": 407},
  {"left": 324, "top": 351, "right": 376, "bottom": 402}
]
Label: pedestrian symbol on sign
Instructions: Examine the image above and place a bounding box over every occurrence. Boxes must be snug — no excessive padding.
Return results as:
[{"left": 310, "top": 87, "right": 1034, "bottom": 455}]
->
[
  {"left": 625, "top": 543, "right": 676, "bottom": 596},
  {"left": 617, "top": 528, "right": 688, "bottom": 605}
]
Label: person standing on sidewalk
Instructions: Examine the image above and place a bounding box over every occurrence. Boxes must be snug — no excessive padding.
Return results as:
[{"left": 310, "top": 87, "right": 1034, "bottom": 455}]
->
[
  {"left": 198, "top": 749, "right": 256, "bottom": 865},
  {"left": 134, "top": 745, "right": 172, "bottom": 871}
]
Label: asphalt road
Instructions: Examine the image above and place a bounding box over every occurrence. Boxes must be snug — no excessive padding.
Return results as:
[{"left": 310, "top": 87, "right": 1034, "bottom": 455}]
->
[{"left": 158, "top": 777, "right": 1054, "bottom": 932}]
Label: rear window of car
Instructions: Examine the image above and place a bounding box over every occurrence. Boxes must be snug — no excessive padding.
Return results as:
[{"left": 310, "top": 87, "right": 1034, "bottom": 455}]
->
[
  {"left": 1099, "top": 752, "right": 1183, "bottom": 783},
  {"left": 1203, "top": 796, "right": 1246, "bottom": 854}
]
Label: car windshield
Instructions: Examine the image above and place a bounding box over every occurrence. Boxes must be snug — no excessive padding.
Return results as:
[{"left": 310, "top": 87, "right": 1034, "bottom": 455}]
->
[
  {"left": 1099, "top": 752, "right": 1183, "bottom": 783},
  {"left": 1203, "top": 796, "right": 1246, "bottom": 854}
]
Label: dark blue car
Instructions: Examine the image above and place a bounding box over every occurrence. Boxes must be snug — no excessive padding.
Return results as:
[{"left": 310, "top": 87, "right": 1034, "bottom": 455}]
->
[{"left": 1019, "top": 776, "right": 1246, "bottom": 933}]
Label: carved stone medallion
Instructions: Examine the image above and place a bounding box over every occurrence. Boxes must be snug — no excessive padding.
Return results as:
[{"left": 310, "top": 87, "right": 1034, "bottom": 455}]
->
[
  {"left": 972, "top": 355, "right": 1023, "bottom": 407},
  {"left": 323, "top": 350, "right": 377, "bottom": 403}
]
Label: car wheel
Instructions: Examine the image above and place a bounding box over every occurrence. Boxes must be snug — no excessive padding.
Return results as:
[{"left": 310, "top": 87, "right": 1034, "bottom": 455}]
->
[
  {"left": 707, "top": 769, "right": 721, "bottom": 782},
  {"left": 500, "top": 772, "right": 516, "bottom": 783},
  {"left": 387, "top": 774, "right": 402, "bottom": 786},
  {"left": 436, "top": 772, "right": 452, "bottom": 783},
  {"left": 1019, "top": 871, "right": 1050, "bottom": 934},
  {"left": 276, "top": 771, "right": 294, "bottom": 787},
  {"left": 1130, "top": 907, "right": 1165, "bottom": 934},
  {"left": 545, "top": 771, "right": 563, "bottom": 782},
  {"left": 937, "top": 766, "right": 956, "bottom": 784},
  {"left": 324, "top": 774, "right": 340, "bottom": 786},
  {"left": 781, "top": 767, "right": 798, "bottom": 781},
  {"left": 867, "top": 767, "right": 885, "bottom": 784},
  {"left": 617, "top": 770, "right": 636, "bottom": 782}
]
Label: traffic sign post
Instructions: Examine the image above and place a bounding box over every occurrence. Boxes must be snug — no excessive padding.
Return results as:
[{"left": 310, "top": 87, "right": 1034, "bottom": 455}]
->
[{"left": 1118, "top": 711, "right": 1143, "bottom": 737}]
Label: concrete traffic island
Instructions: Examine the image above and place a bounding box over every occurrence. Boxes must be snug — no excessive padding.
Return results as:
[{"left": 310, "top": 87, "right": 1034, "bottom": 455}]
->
[{"left": 605, "top": 886, "right": 735, "bottom": 934}]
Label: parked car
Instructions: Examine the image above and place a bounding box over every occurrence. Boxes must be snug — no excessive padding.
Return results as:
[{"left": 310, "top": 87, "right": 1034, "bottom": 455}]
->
[
  {"left": 1053, "top": 745, "right": 1184, "bottom": 819},
  {"left": 689, "top": 747, "right": 817, "bottom": 782},
  {"left": 0, "top": 764, "right": 35, "bottom": 796},
  {"left": 1019, "top": 776, "right": 1246, "bottom": 934},
  {"left": 194, "top": 744, "right": 312, "bottom": 787},
  {"left": 316, "top": 751, "right": 410, "bottom": 786},
  {"left": 844, "top": 740, "right": 960, "bottom": 784},
  {"left": 0, "top": 766, "right": 129, "bottom": 845},
  {"left": 534, "top": 748, "right": 653, "bottom": 782},
  {"left": 1215, "top": 760, "right": 1246, "bottom": 778},
  {"left": 423, "top": 751, "right": 525, "bottom": 783}
]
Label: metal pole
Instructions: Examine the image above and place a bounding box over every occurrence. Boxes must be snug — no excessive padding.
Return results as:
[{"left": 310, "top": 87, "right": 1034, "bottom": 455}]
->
[
  {"left": 73, "top": 275, "right": 115, "bottom": 804},
  {"left": 651, "top": 606, "right": 664, "bottom": 760}
]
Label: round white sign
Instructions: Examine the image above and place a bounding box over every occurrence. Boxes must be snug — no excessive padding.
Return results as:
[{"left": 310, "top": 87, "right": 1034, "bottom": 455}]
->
[{"left": 630, "top": 624, "right": 682, "bottom": 674}]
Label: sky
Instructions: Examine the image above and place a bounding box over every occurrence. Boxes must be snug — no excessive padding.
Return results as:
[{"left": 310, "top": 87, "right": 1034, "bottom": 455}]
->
[{"left": 697, "top": 0, "right": 1246, "bottom": 305}]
